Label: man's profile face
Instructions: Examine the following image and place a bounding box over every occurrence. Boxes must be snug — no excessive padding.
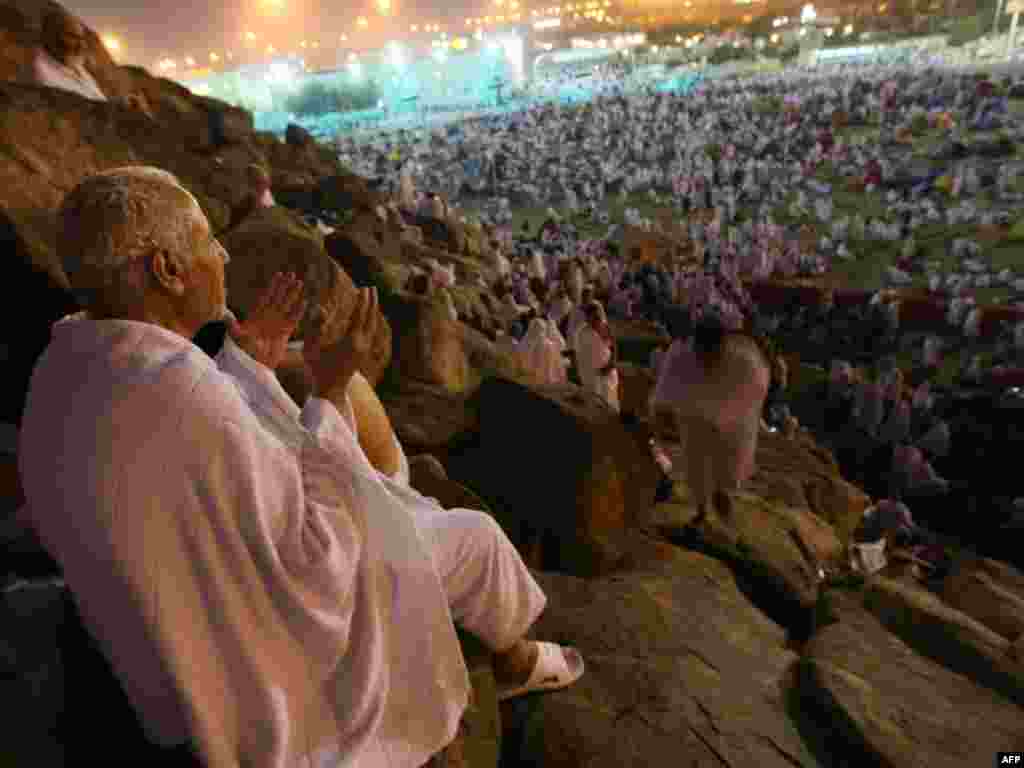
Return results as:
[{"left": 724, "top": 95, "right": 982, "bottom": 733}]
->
[{"left": 173, "top": 192, "right": 229, "bottom": 330}]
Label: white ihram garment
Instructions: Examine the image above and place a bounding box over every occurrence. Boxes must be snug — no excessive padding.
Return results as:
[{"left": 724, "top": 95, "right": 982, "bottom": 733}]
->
[
  {"left": 29, "top": 49, "right": 107, "bottom": 101},
  {"left": 19, "top": 314, "right": 544, "bottom": 768}
]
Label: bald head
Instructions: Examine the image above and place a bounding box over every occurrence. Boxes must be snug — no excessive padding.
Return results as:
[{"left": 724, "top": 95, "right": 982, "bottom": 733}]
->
[{"left": 59, "top": 166, "right": 214, "bottom": 323}]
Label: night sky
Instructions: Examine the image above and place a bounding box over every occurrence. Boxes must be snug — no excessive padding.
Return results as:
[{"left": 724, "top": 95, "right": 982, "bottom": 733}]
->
[{"left": 66, "top": 0, "right": 488, "bottom": 67}]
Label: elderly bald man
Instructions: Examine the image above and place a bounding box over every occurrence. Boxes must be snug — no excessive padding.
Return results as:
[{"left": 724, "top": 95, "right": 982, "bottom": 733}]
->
[{"left": 18, "top": 167, "right": 581, "bottom": 767}]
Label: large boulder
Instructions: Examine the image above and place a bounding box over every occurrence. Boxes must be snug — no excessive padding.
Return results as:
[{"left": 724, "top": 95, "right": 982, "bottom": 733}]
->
[
  {"left": 942, "top": 557, "right": 1024, "bottom": 643},
  {"left": 450, "top": 378, "right": 661, "bottom": 577},
  {"left": 863, "top": 575, "right": 1024, "bottom": 706},
  {"left": 325, "top": 223, "right": 405, "bottom": 295},
  {"left": 748, "top": 429, "right": 871, "bottom": 544},
  {"left": 379, "top": 379, "right": 479, "bottom": 461},
  {"left": 802, "top": 594, "right": 1024, "bottom": 767},
  {"left": 381, "top": 292, "right": 472, "bottom": 395},
  {"left": 514, "top": 550, "right": 823, "bottom": 768},
  {"left": 642, "top": 482, "right": 841, "bottom": 618},
  {"left": 222, "top": 206, "right": 392, "bottom": 384}
]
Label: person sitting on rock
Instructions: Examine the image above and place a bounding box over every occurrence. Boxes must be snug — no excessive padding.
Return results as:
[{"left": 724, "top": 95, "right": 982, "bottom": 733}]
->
[
  {"left": 650, "top": 313, "right": 771, "bottom": 524},
  {"left": 18, "top": 166, "right": 584, "bottom": 767},
  {"left": 25, "top": 9, "right": 151, "bottom": 117},
  {"left": 24, "top": 10, "right": 106, "bottom": 102},
  {"left": 225, "top": 164, "right": 276, "bottom": 233}
]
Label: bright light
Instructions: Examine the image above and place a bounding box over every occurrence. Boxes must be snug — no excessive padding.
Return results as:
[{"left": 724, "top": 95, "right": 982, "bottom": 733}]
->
[
  {"left": 844, "top": 23, "right": 854, "bottom": 34},
  {"left": 245, "top": 31, "right": 257, "bottom": 41},
  {"left": 102, "top": 35, "right": 121, "bottom": 55},
  {"left": 798, "top": 27, "right": 807, "bottom": 36},
  {"left": 259, "top": 0, "right": 286, "bottom": 14},
  {"left": 209, "top": 51, "right": 220, "bottom": 62},
  {"left": 800, "top": 3, "right": 817, "bottom": 24},
  {"left": 534, "top": 17, "right": 561, "bottom": 29},
  {"left": 389, "top": 41, "right": 405, "bottom": 68},
  {"left": 300, "top": 40, "right": 308, "bottom": 48},
  {"left": 377, "top": 99, "right": 384, "bottom": 109},
  {"left": 825, "top": 27, "right": 833, "bottom": 36},
  {"left": 487, "top": 41, "right": 500, "bottom": 51},
  {"left": 511, "top": 0, "right": 520, "bottom": 8},
  {"left": 357, "top": 16, "right": 369, "bottom": 27},
  {"left": 474, "top": 28, "right": 484, "bottom": 40},
  {"left": 340, "top": 33, "right": 348, "bottom": 41},
  {"left": 435, "top": 70, "right": 442, "bottom": 78},
  {"left": 498, "top": 34, "right": 525, "bottom": 84},
  {"left": 348, "top": 56, "right": 362, "bottom": 78},
  {"left": 185, "top": 56, "right": 196, "bottom": 67},
  {"left": 377, "top": 0, "right": 392, "bottom": 12},
  {"left": 412, "top": 24, "right": 419, "bottom": 31},
  {"left": 770, "top": 32, "right": 780, "bottom": 43},
  {"left": 433, "top": 47, "right": 447, "bottom": 61},
  {"left": 266, "top": 44, "right": 276, "bottom": 54}
]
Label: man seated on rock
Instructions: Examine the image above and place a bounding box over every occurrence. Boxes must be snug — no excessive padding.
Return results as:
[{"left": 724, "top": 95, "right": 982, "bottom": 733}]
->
[
  {"left": 24, "top": 10, "right": 105, "bottom": 102},
  {"left": 18, "top": 167, "right": 583, "bottom": 767},
  {"left": 24, "top": 9, "right": 151, "bottom": 117}
]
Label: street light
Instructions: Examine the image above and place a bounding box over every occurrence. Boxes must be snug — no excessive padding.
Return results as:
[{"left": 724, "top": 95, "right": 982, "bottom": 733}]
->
[{"left": 800, "top": 4, "right": 817, "bottom": 24}]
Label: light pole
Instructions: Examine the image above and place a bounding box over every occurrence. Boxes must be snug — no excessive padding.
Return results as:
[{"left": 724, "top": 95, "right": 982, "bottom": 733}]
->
[{"left": 994, "top": 0, "right": 1005, "bottom": 39}]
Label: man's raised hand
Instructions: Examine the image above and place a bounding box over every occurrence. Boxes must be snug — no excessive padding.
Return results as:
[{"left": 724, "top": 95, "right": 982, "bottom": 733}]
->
[
  {"left": 304, "top": 287, "right": 381, "bottom": 400},
  {"left": 227, "top": 271, "right": 306, "bottom": 371}
]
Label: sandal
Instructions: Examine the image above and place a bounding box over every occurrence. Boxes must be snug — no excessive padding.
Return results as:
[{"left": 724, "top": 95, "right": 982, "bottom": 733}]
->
[{"left": 496, "top": 641, "right": 585, "bottom": 702}]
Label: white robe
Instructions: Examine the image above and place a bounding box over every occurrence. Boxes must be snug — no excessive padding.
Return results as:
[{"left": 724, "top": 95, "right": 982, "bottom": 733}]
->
[
  {"left": 29, "top": 49, "right": 107, "bottom": 102},
  {"left": 19, "top": 314, "right": 517, "bottom": 768}
]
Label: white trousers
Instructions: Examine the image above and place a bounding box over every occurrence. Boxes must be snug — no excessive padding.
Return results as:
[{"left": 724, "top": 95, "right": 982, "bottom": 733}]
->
[{"left": 416, "top": 506, "right": 547, "bottom": 654}]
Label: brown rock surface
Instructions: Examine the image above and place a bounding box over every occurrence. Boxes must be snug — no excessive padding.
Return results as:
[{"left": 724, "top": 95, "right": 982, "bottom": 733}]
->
[
  {"left": 863, "top": 575, "right": 1024, "bottom": 707},
  {"left": 407, "top": 454, "right": 493, "bottom": 514},
  {"left": 379, "top": 379, "right": 479, "bottom": 460},
  {"left": 749, "top": 429, "right": 871, "bottom": 544},
  {"left": 514, "top": 551, "right": 822, "bottom": 768},
  {"left": 802, "top": 597, "right": 1024, "bottom": 767},
  {"left": 384, "top": 292, "right": 473, "bottom": 394},
  {"left": 943, "top": 556, "right": 1024, "bottom": 643},
  {"left": 452, "top": 378, "right": 661, "bottom": 577}
]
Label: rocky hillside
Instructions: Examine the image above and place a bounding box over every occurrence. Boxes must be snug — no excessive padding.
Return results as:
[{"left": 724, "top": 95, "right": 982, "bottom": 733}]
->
[{"left": 0, "top": 3, "right": 1023, "bottom": 766}]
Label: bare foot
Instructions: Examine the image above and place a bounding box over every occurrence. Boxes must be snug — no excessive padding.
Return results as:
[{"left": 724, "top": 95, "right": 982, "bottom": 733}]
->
[{"left": 493, "top": 639, "right": 539, "bottom": 687}]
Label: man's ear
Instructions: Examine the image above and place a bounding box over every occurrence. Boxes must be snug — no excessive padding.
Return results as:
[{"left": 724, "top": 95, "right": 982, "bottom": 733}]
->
[{"left": 149, "top": 249, "right": 189, "bottom": 297}]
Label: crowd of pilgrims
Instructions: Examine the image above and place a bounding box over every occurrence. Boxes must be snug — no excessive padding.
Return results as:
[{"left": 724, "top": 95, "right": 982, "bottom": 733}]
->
[{"left": 330, "top": 61, "right": 1024, "bottom": 572}]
